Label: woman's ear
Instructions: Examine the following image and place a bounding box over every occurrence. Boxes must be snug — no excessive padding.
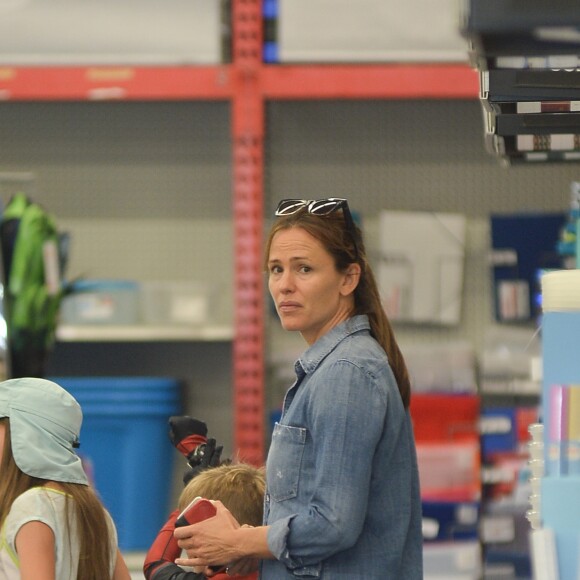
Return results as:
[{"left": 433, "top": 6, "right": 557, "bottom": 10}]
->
[{"left": 340, "top": 263, "right": 361, "bottom": 296}]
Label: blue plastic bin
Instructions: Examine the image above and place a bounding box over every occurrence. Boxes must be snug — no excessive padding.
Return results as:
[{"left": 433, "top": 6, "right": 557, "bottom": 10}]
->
[{"left": 52, "top": 376, "right": 182, "bottom": 551}]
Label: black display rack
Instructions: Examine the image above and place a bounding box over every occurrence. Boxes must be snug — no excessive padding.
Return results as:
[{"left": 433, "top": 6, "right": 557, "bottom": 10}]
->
[{"left": 462, "top": 0, "right": 580, "bottom": 165}]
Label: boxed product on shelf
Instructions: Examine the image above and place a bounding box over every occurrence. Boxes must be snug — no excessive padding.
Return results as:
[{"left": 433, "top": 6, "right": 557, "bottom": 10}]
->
[
  {"left": 422, "top": 500, "right": 480, "bottom": 542},
  {"left": 479, "top": 325, "right": 543, "bottom": 395},
  {"left": 481, "top": 406, "right": 540, "bottom": 462},
  {"left": 267, "top": 0, "right": 468, "bottom": 64},
  {"left": 411, "top": 393, "right": 481, "bottom": 528},
  {"left": 411, "top": 393, "right": 480, "bottom": 443},
  {"left": 60, "top": 279, "right": 140, "bottom": 325},
  {"left": 0, "top": 0, "right": 228, "bottom": 65},
  {"left": 489, "top": 212, "right": 566, "bottom": 323},
  {"left": 378, "top": 210, "right": 467, "bottom": 326},
  {"left": 480, "top": 407, "right": 518, "bottom": 458},
  {"left": 402, "top": 341, "right": 477, "bottom": 394},
  {"left": 416, "top": 441, "right": 481, "bottom": 502},
  {"left": 481, "top": 504, "right": 534, "bottom": 580},
  {"left": 423, "top": 540, "right": 482, "bottom": 579},
  {"left": 412, "top": 394, "right": 481, "bottom": 501},
  {"left": 140, "top": 280, "right": 218, "bottom": 326}
]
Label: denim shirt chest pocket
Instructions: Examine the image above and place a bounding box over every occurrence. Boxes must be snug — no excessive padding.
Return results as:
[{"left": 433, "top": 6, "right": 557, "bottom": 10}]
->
[{"left": 268, "top": 423, "right": 307, "bottom": 502}]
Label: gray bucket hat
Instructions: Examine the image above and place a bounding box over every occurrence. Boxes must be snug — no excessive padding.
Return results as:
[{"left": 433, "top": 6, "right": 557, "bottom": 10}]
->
[{"left": 0, "top": 377, "right": 88, "bottom": 485}]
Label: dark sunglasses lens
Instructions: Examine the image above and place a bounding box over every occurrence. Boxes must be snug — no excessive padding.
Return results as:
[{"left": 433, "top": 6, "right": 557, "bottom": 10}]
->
[
  {"left": 309, "top": 199, "right": 345, "bottom": 215},
  {"left": 276, "top": 199, "right": 308, "bottom": 215}
]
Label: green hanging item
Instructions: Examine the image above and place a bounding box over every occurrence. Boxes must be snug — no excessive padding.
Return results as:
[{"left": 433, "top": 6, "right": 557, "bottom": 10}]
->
[{"left": 1, "top": 193, "right": 67, "bottom": 378}]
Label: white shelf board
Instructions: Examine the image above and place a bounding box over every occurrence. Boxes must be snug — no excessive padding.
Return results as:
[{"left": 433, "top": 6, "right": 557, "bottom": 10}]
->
[
  {"left": 480, "top": 378, "right": 541, "bottom": 396},
  {"left": 56, "top": 324, "right": 234, "bottom": 342}
]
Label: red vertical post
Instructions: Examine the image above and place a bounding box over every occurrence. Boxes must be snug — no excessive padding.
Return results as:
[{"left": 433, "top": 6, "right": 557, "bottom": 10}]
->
[{"left": 231, "top": 0, "right": 265, "bottom": 465}]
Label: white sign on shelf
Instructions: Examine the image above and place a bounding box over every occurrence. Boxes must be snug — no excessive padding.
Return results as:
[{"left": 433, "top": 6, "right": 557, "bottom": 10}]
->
[{"left": 378, "top": 209, "right": 466, "bottom": 325}]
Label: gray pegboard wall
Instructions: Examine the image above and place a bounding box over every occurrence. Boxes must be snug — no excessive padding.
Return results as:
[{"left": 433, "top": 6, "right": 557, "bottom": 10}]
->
[
  {"left": 0, "top": 102, "right": 234, "bottom": 317},
  {"left": 265, "top": 100, "right": 577, "bottom": 357},
  {"left": 1, "top": 98, "right": 577, "bottom": 363},
  {"left": 0, "top": 101, "right": 232, "bottom": 220},
  {"left": 265, "top": 100, "right": 577, "bottom": 217}
]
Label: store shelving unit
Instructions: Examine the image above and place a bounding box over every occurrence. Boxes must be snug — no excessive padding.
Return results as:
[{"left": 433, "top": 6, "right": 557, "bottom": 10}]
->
[
  {"left": 0, "top": 65, "right": 234, "bottom": 100},
  {"left": 463, "top": 0, "right": 580, "bottom": 165},
  {"left": 0, "top": 0, "right": 479, "bottom": 465},
  {"left": 56, "top": 324, "right": 234, "bottom": 342}
]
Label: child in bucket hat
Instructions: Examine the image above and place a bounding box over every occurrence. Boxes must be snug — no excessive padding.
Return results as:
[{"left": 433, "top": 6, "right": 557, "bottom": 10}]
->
[{"left": 0, "top": 377, "right": 131, "bottom": 580}]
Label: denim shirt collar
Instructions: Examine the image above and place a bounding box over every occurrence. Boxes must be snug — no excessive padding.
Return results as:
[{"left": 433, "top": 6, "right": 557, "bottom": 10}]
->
[{"left": 295, "top": 314, "right": 370, "bottom": 377}]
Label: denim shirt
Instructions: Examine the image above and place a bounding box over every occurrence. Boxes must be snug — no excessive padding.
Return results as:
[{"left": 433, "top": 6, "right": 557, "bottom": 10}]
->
[{"left": 261, "top": 315, "right": 423, "bottom": 580}]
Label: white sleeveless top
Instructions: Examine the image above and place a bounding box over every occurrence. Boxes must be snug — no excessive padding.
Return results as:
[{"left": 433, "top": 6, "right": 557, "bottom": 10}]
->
[{"left": 0, "top": 486, "right": 118, "bottom": 579}]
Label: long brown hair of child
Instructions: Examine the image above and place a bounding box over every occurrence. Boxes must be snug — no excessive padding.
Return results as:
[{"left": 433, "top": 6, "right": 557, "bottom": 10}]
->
[
  {"left": 264, "top": 210, "right": 411, "bottom": 408},
  {"left": 0, "top": 418, "right": 113, "bottom": 580}
]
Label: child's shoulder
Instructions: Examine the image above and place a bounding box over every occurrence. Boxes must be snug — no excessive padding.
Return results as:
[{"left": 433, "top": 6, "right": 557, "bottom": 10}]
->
[
  {"left": 3, "top": 487, "right": 65, "bottom": 546},
  {"left": 10, "top": 486, "right": 67, "bottom": 515}
]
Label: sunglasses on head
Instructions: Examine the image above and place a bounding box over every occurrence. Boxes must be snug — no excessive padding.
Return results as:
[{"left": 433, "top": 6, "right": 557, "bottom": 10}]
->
[{"left": 274, "top": 198, "right": 359, "bottom": 259}]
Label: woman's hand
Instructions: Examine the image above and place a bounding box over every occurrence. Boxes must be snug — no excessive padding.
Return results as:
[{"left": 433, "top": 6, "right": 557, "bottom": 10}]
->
[{"left": 174, "top": 501, "right": 242, "bottom": 569}]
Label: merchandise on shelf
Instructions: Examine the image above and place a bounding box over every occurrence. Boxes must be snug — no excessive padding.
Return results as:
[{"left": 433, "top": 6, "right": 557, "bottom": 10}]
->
[
  {"left": 266, "top": 0, "right": 469, "bottom": 64},
  {"left": 0, "top": 0, "right": 228, "bottom": 66},
  {"left": 489, "top": 212, "right": 566, "bottom": 323},
  {"left": 411, "top": 392, "right": 482, "bottom": 579},
  {"left": 462, "top": 0, "right": 580, "bottom": 165},
  {"left": 538, "top": 269, "right": 580, "bottom": 580}
]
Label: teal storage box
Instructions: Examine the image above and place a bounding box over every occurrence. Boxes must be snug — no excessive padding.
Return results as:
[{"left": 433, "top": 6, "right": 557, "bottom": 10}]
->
[
  {"left": 52, "top": 376, "right": 182, "bottom": 551},
  {"left": 60, "top": 279, "right": 140, "bottom": 325}
]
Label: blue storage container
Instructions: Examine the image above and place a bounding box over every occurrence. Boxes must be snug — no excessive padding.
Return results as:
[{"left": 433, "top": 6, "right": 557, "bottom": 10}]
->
[
  {"left": 51, "top": 376, "right": 182, "bottom": 551},
  {"left": 60, "top": 279, "right": 140, "bottom": 325}
]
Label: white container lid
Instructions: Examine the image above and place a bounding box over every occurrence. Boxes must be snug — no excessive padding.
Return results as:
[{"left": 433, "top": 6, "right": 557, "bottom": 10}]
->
[{"left": 542, "top": 269, "right": 580, "bottom": 312}]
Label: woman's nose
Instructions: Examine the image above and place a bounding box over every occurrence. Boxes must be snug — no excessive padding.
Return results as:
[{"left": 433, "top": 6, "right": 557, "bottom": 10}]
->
[{"left": 278, "top": 271, "right": 294, "bottom": 292}]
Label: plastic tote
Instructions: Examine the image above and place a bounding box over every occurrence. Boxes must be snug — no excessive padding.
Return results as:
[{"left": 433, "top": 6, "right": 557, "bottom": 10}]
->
[{"left": 52, "top": 376, "right": 182, "bottom": 551}]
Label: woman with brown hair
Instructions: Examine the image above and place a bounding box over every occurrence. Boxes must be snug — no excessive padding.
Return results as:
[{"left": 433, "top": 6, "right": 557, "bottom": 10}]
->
[
  {"left": 0, "top": 377, "right": 130, "bottom": 580},
  {"left": 174, "top": 198, "right": 422, "bottom": 579}
]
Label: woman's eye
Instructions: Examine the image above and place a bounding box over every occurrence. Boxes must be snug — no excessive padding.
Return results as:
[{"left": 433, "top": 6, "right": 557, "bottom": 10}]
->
[{"left": 298, "top": 265, "right": 311, "bottom": 273}]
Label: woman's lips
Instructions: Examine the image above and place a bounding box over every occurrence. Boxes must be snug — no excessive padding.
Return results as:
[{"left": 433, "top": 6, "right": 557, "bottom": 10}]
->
[{"left": 279, "top": 301, "right": 301, "bottom": 312}]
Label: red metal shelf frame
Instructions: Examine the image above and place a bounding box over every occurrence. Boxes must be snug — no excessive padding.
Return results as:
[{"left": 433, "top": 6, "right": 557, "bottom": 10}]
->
[
  {"left": 0, "top": 1, "right": 480, "bottom": 465},
  {"left": 231, "top": 0, "right": 266, "bottom": 466},
  {"left": 0, "top": 63, "right": 478, "bottom": 102},
  {"left": 0, "top": 66, "right": 233, "bottom": 101},
  {"left": 261, "top": 64, "right": 479, "bottom": 100}
]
